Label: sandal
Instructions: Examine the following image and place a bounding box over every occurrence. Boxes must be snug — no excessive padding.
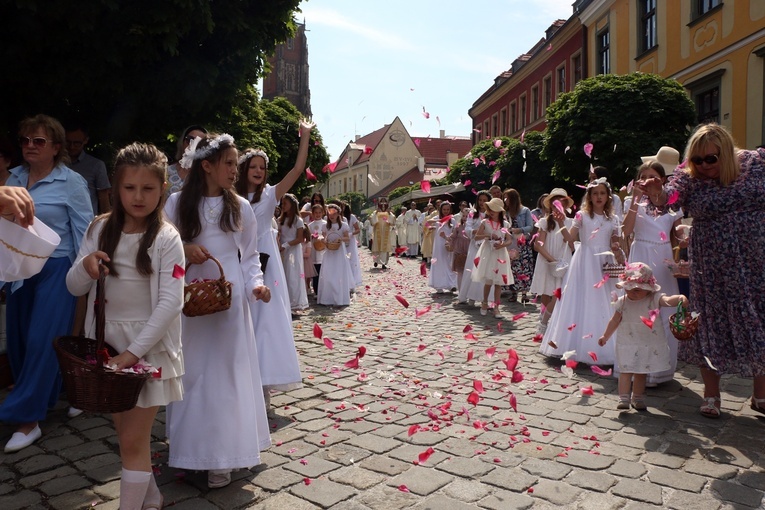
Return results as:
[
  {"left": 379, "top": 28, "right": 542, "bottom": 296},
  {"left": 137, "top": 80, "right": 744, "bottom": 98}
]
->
[
  {"left": 700, "top": 396, "right": 721, "bottom": 419},
  {"left": 750, "top": 397, "right": 765, "bottom": 415}
]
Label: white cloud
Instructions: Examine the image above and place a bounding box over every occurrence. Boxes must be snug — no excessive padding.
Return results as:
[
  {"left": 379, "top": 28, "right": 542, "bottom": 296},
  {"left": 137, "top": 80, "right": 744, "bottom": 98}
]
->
[{"left": 301, "top": 6, "right": 416, "bottom": 52}]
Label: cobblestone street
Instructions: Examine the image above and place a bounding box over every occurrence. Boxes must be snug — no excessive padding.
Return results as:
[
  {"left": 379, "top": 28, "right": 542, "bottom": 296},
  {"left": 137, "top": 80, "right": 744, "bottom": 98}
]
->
[{"left": 1, "top": 249, "right": 764, "bottom": 509}]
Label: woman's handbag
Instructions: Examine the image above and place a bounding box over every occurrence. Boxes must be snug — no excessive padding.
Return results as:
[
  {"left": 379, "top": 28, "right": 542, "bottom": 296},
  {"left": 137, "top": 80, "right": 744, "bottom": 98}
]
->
[
  {"left": 54, "top": 269, "right": 150, "bottom": 413},
  {"left": 182, "top": 255, "right": 232, "bottom": 317}
]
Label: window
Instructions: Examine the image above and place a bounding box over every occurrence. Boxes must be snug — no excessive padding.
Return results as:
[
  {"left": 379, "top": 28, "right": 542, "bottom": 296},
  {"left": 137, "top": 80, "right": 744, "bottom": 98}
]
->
[
  {"left": 500, "top": 108, "right": 507, "bottom": 136},
  {"left": 531, "top": 86, "right": 539, "bottom": 121},
  {"left": 544, "top": 77, "right": 552, "bottom": 108},
  {"left": 696, "top": 87, "right": 720, "bottom": 124},
  {"left": 694, "top": 0, "right": 721, "bottom": 19},
  {"left": 640, "top": 0, "right": 657, "bottom": 53},
  {"left": 510, "top": 102, "right": 517, "bottom": 133},
  {"left": 557, "top": 66, "right": 566, "bottom": 97},
  {"left": 520, "top": 95, "right": 527, "bottom": 128},
  {"left": 286, "top": 38, "right": 294, "bottom": 50},
  {"left": 492, "top": 114, "right": 499, "bottom": 137},
  {"left": 573, "top": 53, "right": 583, "bottom": 86},
  {"left": 285, "top": 63, "right": 297, "bottom": 91},
  {"left": 483, "top": 121, "right": 490, "bottom": 139},
  {"left": 597, "top": 28, "right": 611, "bottom": 75}
]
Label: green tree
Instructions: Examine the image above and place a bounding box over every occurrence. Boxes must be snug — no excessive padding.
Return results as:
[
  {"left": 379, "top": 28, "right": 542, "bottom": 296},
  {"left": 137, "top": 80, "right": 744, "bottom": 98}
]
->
[
  {"left": 446, "top": 132, "right": 554, "bottom": 206},
  {"left": 1, "top": 0, "right": 301, "bottom": 144},
  {"left": 335, "top": 192, "right": 368, "bottom": 216},
  {"left": 543, "top": 73, "right": 696, "bottom": 188}
]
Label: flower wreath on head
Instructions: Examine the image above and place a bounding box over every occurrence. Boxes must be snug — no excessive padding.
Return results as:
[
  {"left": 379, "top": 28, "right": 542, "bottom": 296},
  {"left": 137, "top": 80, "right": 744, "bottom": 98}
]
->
[
  {"left": 179, "top": 133, "right": 235, "bottom": 169},
  {"left": 587, "top": 176, "right": 612, "bottom": 193},
  {"left": 238, "top": 148, "right": 269, "bottom": 167}
]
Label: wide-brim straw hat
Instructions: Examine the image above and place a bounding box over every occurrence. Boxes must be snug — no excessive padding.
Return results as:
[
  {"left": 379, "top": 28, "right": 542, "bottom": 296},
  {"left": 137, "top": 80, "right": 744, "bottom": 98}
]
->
[
  {"left": 0, "top": 216, "right": 61, "bottom": 281},
  {"left": 543, "top": 188, "right": 574, "bottom": 211},
  {"left": 641, "top": 146, "right": 680, "bottom": 175},
  {"left": 485, "top": 197, "right": 505, "bottom": 212}
]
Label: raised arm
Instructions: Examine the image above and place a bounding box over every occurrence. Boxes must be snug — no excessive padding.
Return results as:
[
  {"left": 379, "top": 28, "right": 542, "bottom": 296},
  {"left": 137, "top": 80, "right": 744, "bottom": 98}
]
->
[{"left": 274, "top": 119, "right": 316, "bottom": 200}]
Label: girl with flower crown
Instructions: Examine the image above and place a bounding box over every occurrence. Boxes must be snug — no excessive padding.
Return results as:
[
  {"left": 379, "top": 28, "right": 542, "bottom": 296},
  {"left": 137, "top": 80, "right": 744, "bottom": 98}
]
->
[
  {"left": 539, "top": 178, "right": 623, "bottom": 365},
  {"left": 234, "top": 120, "right": 312, "bottom": 410},
  {"left": 598, "top": 262, "right": 688, "bottom": 410},
  {"left": 66, "top": 143, "right": 184, "bottom": 510},
  {"left": 165, "top": 133, "right": 272, "bottom": 489}
]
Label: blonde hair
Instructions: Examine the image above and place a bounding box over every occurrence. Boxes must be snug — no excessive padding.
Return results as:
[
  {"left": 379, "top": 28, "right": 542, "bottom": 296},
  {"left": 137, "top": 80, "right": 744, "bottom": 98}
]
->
[{"left": 684, "top": 123, "right": 739, "bottom": 186}]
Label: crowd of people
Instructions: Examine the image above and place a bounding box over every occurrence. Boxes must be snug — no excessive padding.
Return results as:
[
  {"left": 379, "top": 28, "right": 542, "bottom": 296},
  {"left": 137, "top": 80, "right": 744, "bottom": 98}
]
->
[{"left": 0, "top": 115, "right": 763, "bottom": 508}]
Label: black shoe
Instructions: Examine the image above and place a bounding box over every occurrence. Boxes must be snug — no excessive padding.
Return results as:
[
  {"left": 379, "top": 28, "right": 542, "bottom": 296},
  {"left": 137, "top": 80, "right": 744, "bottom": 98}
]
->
[
  {"left": 382, "top": 264, "right": 387, "bottom": 270},
  {"left": 374, "top": 262, "right": 378, "bottom": 268}
]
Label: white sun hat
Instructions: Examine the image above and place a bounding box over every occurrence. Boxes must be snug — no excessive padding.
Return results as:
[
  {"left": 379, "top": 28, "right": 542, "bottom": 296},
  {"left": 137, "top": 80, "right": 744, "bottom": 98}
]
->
[{"left": 0, "top": 217, "right": 61, "bottom": 281}]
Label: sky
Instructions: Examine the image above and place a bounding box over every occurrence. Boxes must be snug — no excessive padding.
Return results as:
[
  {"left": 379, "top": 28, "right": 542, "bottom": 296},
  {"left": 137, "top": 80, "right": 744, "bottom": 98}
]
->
[{"left": 276, "top": 0, "right": 577, "bottom": 161}]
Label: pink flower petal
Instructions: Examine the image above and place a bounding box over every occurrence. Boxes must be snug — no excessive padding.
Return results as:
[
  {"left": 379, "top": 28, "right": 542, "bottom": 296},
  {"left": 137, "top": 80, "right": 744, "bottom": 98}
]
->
[
  {"left": 395, "top": 294, "right": 410, "bottom": 308},
  {"left": 418, "top": 447, "right": 435, "bottom": 464},
  {"left": 305, "top": 168, "right": 317, "bottom": 181},
  {"left": 172, "top": 264, "right": 185, "bottom": 279},
  {"left": 581, "top": 386, "right": 594, "bottom": 396},
  {"left": 467, "top": 391, "right": 480, "bottom": 406},
  {"left": 421, "top": 180, "right": 431, "bottom": 194},
  {"left": 591, "top": 366, "right": 612, "bottom": 376},
  {"left": 313, "top": 323, "right": 323, "bottom": 339},
  {"left": 323, "top": 337, "right": 334, "bottom": 349},
  {"left": 415, "top": 306, "right": 431, "bottom": 318},
  {"left": 587, "top": 351, "right": 598, "bottom": 362}
]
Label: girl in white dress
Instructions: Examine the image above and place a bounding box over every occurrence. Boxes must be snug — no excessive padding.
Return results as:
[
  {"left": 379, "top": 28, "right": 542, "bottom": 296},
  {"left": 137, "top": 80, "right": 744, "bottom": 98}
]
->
[
  {"left": 598, "top": 263, "right": 688, "bottom": 410},
  {"left": 165, "top": 134, "right": 272, "bottom": 489},
  {"left": 343, "top": 202, "right": 363, "bottom": 288},
  {"left": 428, "top": 201, "right": 457, "bottom": 293},
  {"left": 458, "top": 191, "right": 490, "bottom": 304},
  {"left": 622, "top": 161, "right": 683, "bottom": 385},
  {"left": 279, "top": 194, "right": 309, "bottom": 310},
  {"left": 317, "top": 203, "right": 351, "bottom": 306},
  {"left": 539, "top": 178, "right": 622, "bottom": 365},
  {"left": 530, "top": 189, "right": 575, "bottom": 336},
  {"left": 308, "top": 204, "right": 327, "bottom": 293},
  {"left": 66, "top": 143, "right": 184, "bottom": 510},
  {"left": 235, "top": 121, "right": 312, "bottom": 401},
  {"left": 471, "top": 197, "right": 515, "bottom": 319}
]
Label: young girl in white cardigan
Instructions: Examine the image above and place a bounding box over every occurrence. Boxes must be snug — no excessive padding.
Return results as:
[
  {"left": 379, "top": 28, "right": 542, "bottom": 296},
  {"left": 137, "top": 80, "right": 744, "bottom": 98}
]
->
[{"left": 66, "top": 143, "right": 184, "bottom": 510}]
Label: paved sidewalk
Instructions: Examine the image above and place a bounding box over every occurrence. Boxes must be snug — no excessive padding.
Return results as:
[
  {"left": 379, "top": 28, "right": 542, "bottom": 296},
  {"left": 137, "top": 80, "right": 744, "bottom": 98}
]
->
[{"left": 1, "top": 249, "right": 764, "bottom": 509}]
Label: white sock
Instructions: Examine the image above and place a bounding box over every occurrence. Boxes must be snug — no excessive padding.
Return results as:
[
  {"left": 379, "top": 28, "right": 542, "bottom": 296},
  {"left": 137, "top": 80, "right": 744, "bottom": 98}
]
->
[
  {"left": 143, "top": 474, "right": 161, "bottom": 509},
  {"left": 120, "top": 469, "right": 152, "bottom": 510}
]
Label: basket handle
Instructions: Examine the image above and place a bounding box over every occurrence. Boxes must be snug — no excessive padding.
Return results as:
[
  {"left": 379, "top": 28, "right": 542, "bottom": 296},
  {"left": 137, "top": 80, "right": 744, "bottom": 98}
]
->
[
  {"left": 94, "top": 265, "right": 107, "bottom": 370},
  {"left": 185, "top": 254, "right": 226, "bottom": 281}
]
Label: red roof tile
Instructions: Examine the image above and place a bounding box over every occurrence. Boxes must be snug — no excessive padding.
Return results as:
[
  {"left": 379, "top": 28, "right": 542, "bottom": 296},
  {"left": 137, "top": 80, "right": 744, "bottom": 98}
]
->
[{"left": 412, "top": 137, "right": 473, "bottom": 166}]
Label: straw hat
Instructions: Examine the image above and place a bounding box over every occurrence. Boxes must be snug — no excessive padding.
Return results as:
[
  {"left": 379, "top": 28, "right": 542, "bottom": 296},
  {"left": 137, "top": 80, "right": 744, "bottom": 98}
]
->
[
  {"left": 641, "top": 146, "right": 680, "bottom": 175},
  {"left": 616, "top": 262, "right": 661, "bottom": 292},
  {"left": 485, "top": 197, "right": 505, "bottom": 212},
  {"left": 543, "top": 188, "right": 574, "bottom": 211},
  {"left": 0, "top": 217, "right": 60, "bottom": 281}
]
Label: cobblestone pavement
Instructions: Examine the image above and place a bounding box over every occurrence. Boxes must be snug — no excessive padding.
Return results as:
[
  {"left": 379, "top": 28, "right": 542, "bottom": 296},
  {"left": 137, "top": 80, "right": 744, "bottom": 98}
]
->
[{"left": 1, "top": 249, "right": 764, "bottom": 509}]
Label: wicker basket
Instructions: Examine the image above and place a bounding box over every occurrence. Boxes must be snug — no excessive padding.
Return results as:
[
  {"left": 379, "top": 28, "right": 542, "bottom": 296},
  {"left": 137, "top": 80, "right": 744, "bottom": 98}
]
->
[
  {"left": 313, "top": 239, "right": 327, "bottom": 251},
  {"left": 671, "top": 260, "right": 690, "bottom": 279},
  {"left": 325, "top": 241, "right": 341, "bottom": 251},
  {"left": 669, "top": 312, "right": 699, "bottom": 341},
  {"left": 53, "top": 270, "right": 150, "bottom": 413},
  {"left": 182, "top": 256, "right": 232, "bottom": 317},
  {"left": 602, "top": 247, "right": 626, "bottom": 277}
]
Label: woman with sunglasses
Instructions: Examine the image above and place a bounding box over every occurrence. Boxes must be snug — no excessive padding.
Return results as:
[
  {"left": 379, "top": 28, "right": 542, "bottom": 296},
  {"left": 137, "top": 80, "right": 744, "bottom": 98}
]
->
[
  {"left": 643, "top": 123, "right": 765, "bottom": 419},
  {"left": 166, "top": 125, "right": 207, "bottom": 195},
  {"left": 0, "top": 114, "right": 92, "bottom": 452}
]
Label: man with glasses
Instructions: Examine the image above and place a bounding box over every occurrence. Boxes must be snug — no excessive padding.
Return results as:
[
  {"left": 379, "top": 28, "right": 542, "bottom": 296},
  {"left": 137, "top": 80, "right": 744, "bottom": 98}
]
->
[{"left": 65, "top": 123, "right": 111, "bottom": 214}]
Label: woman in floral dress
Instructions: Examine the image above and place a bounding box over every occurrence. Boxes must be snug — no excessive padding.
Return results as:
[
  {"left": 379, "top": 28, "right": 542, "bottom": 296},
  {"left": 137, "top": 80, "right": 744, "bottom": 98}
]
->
[
  {"left": 643, "top": 123, "right": 765, "bottom": 418},
  {"left": 503, "top": 189, "right": 534, "bottom": 302}
]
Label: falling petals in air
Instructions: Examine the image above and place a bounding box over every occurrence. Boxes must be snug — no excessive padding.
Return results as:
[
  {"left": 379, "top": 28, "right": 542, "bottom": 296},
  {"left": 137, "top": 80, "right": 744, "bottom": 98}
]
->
[
  {"left": 659, "top": 231, "right": 667, "bottom": 241},
  {"left": 666, "top": 190, "right": 679, "bottom": 205},
  {"left": 464, "top": 179, "right": 472, "bottom": 187},
  {"left": 591, "top": 365, "right": 612, "bottom": 376},
  {"left": 567, "top": 323, "right": 577, "bottom": 331},
  {"left": 415, "top": 306, "right": 431, "bottom": 318},
  {"left": 704, "top": 356, "right": 718, "bottom": 371},
  {"left": 313, "top": 323, "right": 323, "bottom": 339},
  {"left": 474, "top": 256, "right": 481, "bottom": 267},
  {"left": 584, "top": 142, "right": 594, "bottom": 158},
  {"left": 323, "top": 337, "right": 334, "bottom": 350},
  {"left": 640, "top": 316, "right": 655, "bottom": 329},
  {"left": 421, "top": 180, "right": 431, "bottom": 194},
  {"left": 552, "top": 200, "right": 566, "bottom": 216},
  {"left": 593, "top": 275, "right": 609, "bottom": 289},
  {"left": 491, "top": 169, "right": 501, "bottom": 184},
  {"left": 305, "top": 167, "right": 317, "bottom": 181},
  {"left": 565, "top": 359, "right": 578, "bottom": 369},
  {"left": 395, "top": 294, "right": 410, "bottom": 308},
  {"left": 587, "top": 351, "right": 598, "bottom": 362},
  {"left": 553, "top": 288, "right": 562, "bottom": 299},
  {"left": 561, "top": 350, "right": 576, "bottom": 360},
  {"left": 395, "top": 246, "right": 408, "bottom": 256}
]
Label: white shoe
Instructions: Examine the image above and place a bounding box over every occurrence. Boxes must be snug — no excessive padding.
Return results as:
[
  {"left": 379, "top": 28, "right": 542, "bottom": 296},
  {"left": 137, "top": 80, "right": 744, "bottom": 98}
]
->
[
  {"left": 67, "top": 407, "right": 84, "bottom": 418},
  {"left": 4, "top": 425, "right": 42, "bottom": 453},
  {"left": 208, "top": 470, "right": 232, "bottom": 489},
  {"left": 534, "top": 322, "right": 548, "bottom": 336}
]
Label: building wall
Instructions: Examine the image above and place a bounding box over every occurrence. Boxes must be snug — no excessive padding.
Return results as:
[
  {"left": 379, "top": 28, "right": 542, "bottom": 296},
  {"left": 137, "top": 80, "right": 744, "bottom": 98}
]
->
[
  {"left": 469, "top": 16, "right": 585, "bottom": 145},
  {"left": 579, "top": 0, "right": 765, "bottom": 148}
]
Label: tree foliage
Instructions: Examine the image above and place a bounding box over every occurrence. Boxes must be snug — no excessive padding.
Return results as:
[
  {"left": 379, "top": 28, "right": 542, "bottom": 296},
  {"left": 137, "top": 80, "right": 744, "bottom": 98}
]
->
[
  {"left": 1, "top": 0, "right": 301, "bottom": 144},
  {"left": 543, "top": 73, "right": 696, "bottom": 188},
  {"left": 446, "top": 131, "right": 554, "bottom": 206},
  {"left": 334, "top": 192, "right": 368, "bottom": 216}
]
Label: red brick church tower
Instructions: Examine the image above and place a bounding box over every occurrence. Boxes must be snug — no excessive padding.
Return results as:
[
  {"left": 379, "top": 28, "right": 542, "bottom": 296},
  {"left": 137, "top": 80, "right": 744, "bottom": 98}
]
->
[{"left": 262, "top": 21, "right": 312, "bottom": 117}]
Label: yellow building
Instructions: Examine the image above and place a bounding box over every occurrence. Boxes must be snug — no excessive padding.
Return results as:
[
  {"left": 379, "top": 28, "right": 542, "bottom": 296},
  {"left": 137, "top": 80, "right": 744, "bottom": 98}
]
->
[{"left": 575, "top": 0, "right": 765, "bottom": 147}]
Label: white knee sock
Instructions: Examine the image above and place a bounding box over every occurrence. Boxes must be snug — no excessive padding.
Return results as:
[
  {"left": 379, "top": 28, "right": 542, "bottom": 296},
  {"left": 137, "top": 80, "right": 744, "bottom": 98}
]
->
[
  {"left": 120, "top": 468, "right": 152, "bottom": 510},
  {"left": 143, "top": 474, "right": 162, "bottom": 509}
]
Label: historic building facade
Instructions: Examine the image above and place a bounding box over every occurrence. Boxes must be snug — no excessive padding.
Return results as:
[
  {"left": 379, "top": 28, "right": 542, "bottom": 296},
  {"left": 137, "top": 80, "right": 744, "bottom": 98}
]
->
[{"left": 262, "top": 21, "right": 312, "bottom": 117}]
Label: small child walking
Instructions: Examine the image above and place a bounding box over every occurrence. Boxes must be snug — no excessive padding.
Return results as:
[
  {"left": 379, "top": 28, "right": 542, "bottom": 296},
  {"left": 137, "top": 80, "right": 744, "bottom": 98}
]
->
[
  {"left": 598, "top": 262, "right": 689, "bottom": 410},
  {"left": 471, "top": 197, "right": 514, "bottom": 319}
]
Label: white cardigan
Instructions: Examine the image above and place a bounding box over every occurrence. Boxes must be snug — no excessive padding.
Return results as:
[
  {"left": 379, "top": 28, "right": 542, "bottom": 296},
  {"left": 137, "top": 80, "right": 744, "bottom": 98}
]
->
[{"left": 65, "top": 220, "right": 185, "bottom": 360}]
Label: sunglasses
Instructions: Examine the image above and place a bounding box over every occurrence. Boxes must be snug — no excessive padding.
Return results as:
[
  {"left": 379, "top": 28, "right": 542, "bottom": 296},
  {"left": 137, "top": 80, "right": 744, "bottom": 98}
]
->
[
  {"left": 19, "top": 136, "right": 51, "bottom": 148},
  {"left": 690, "top": 154, "right": 719, "bottom": 166}
]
